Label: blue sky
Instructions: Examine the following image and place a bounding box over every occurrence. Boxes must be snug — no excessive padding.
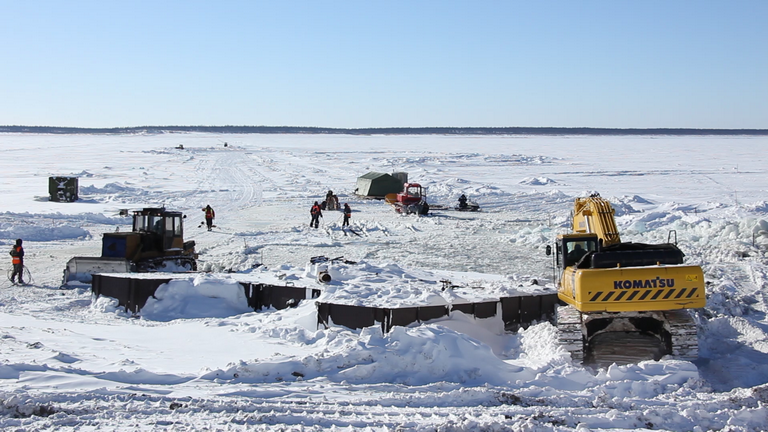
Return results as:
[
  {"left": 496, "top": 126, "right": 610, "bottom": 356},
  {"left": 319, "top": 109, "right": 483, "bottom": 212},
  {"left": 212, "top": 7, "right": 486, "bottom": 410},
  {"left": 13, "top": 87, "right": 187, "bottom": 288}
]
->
[{"left": 1, "top": 1, "right": 766, "bottom": 129}]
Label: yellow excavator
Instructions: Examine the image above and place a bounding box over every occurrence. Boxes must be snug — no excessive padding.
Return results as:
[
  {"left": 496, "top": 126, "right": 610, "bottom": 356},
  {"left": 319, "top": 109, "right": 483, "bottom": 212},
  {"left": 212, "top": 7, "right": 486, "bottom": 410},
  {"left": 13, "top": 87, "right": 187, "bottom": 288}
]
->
[{"left": 547, "top": 194, "right": 705, "bottom": 364}]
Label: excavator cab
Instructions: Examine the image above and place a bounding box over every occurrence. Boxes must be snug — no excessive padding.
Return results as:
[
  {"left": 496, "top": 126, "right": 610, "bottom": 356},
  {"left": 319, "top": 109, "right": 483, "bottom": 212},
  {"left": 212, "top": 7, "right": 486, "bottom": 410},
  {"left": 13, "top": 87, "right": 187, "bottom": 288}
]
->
[
  {"left": 558, "top": 234, "right": 599, "bottom": 267},
  {"left": 102, "top": 208, "right": 190, "bottom": 261}
]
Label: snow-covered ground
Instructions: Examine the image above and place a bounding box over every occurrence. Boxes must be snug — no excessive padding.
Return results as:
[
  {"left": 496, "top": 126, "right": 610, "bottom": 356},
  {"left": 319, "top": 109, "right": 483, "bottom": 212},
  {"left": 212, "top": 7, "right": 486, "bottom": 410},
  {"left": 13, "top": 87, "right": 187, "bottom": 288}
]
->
[{"left": 0, "top": 133, "right": 767, "bottom": 431}]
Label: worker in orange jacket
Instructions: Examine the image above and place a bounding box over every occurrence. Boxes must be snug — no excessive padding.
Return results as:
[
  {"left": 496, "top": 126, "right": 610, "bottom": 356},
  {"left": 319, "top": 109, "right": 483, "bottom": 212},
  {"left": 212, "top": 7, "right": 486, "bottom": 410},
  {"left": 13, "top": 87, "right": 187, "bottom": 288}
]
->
[
  {"left": 310, "top": 201, "right": 322, "bottom": 228},
  {"left": 9, "top": 239, "right": 24, "bottom": 285},
  {"left": 202, "top": 205, "right": 215, "bottom": 231}
]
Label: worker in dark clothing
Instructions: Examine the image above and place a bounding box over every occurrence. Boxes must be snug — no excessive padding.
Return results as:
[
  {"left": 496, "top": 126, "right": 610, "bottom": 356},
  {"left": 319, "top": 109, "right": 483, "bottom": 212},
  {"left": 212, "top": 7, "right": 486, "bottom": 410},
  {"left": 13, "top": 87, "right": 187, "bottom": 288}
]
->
[
  {"left": 567, "top": 243, "right": 588, "bottom": 266},
  {"left": 202, "top": 205, "right": 215, "bottom": 231},
  {"left": 342, "top": 203, "right": 352, "bottom": 227},
  {"left": 458, "top": 194, "right": 468, "bottom": 209},
  {"left": 310, "top": 201, "right": 322, "bottom": 228},
  {"left": 325, "top": 190, "right": 339, "bottom": 210},
  {"left": 9, "top": 239, "right": 24, "bottom": 285}
]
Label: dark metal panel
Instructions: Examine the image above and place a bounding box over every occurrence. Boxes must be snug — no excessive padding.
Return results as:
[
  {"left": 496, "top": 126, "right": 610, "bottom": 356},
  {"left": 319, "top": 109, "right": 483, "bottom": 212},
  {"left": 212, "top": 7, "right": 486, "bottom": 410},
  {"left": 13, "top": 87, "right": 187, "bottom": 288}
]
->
[
  {"left": 254, "top": 285, "right": 311, "bottom": 310},
  {"left": 539, "top": 294, "right": 560, "bottom": 323},
  {"left": 389, "top": 307, "right": 419, "bottom": 329},
  {"left": 418, "top": 305, "right": 450, "bottom": 323},
  {"left": 473, "top": 301, "right": 498, "bottom": 319},
  {"left": 326, "top": 303, "right": 377, "bottom": 330},
  {"left": 91, "top": 274, "right": 102, "bottom": 298},
  {"left": 271, "top": 286, "right": 311, "bottom": 309},
  {"left": 240, "top": 282, "right": 260, "bottom": 310},
  {"left": 259, "top": 284, "right": 274, "bottom": 310},
  {"left": 129, "top": 278, "right": 171, "bottom": 313},
  {"left": 373, "top": 308, "right": 387, "bottom": 333},
  {"left": 520, "top": 295, "right": 543, "bottom": 325},
  {"left": 316, "top": 302, "right": 330, "bottom": 329},
  {"left": 92, "top": 275, "right": 131, "bottom": 310},
  {"left": 451, "top": 303, "right": 474, "bottom": 315},
  {"left": 500, "top": 297, "right": 521, "bottom": 329}
]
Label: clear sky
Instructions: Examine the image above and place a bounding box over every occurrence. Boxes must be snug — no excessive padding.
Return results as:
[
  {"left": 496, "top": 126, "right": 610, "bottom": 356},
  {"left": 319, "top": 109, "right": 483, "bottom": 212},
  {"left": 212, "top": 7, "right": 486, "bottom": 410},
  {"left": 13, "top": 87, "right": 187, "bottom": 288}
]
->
[{"left": 1, "top": 1, "right": 766, "bottom": 129}]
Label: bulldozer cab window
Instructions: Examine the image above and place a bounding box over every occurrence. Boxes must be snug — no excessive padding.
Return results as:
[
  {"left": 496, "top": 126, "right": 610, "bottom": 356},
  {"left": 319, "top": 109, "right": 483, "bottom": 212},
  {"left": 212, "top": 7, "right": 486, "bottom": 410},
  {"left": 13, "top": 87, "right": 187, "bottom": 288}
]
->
[
  {"left": 134, "top": 215, "right": 154, "bottom": 233},
  {"left": 171, "top": 216, "right": 182, "bottom": 236},
  {"left": 406, "top": 185, "right": 421, "bottom": 197},
  {"left": 148, "top": 216, "right": 163, "bottom": 234},
  {"left": 163, "top": 217, "right": 177, "bottom": 250}
]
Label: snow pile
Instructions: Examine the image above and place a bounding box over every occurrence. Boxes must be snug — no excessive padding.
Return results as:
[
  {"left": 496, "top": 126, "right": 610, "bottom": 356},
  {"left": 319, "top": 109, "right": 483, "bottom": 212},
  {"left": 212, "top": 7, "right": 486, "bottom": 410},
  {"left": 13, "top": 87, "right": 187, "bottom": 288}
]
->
[
  {"left": 519, "top": 176, "right": 557, "bottom": 186},
  {"left": 204, "top": 325, "right": 536, "bottom": 386},
  {"left": 0, "top": 224, "right": 88, "bottom": 241},
  {"left": 140, "top": 274, "right": 252, "bottom": 321}
]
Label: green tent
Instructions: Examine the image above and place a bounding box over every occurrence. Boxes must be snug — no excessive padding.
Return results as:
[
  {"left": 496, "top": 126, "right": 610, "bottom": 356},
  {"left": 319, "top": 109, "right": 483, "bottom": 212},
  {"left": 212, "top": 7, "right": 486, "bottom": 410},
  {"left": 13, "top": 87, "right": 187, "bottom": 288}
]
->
[{"left": 355, "top": 172, "right": 404, "bottom": 197}]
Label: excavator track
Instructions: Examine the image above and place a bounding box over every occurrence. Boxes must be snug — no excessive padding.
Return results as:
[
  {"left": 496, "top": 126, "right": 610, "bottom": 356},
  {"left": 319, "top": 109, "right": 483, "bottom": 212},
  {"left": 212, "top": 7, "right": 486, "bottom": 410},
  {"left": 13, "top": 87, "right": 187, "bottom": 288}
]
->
[
  {"left": 556, "top": 304, "right": 584, "bottom": 363},
  {"left": 556, "top": 306, "right": 699, "bottom": 366},
  {"left": 664, "top": 309, "right": 698, "bottom": 361}
]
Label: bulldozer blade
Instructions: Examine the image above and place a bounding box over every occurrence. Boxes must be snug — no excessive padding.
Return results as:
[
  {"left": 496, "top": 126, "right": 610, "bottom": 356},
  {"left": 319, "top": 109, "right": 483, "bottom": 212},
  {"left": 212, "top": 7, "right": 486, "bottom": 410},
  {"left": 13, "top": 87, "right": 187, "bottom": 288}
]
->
[{"left": 63, "top": 256, "right": 132, "bottom": 284}]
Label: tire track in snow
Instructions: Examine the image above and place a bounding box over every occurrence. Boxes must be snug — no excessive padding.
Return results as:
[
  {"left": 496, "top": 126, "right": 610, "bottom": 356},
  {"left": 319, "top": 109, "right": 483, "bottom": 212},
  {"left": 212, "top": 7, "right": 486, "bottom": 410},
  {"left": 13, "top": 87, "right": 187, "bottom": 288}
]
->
[{"left": 186, "top": 148, "right": 264, "bottom": 216}]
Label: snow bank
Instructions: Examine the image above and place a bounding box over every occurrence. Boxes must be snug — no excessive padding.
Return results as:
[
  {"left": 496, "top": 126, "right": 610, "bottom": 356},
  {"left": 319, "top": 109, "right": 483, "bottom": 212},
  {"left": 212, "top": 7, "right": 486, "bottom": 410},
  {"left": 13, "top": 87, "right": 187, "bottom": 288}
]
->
[{"left": 140, "top": 274, "right": 252, "bottom": 321}]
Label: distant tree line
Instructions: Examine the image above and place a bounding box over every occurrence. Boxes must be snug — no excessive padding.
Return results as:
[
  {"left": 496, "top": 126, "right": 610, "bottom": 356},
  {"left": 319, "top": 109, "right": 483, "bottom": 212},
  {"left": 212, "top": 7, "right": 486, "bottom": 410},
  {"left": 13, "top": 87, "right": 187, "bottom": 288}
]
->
[{"left": 0, "top": 125, "right": 765, "bottom": 136}]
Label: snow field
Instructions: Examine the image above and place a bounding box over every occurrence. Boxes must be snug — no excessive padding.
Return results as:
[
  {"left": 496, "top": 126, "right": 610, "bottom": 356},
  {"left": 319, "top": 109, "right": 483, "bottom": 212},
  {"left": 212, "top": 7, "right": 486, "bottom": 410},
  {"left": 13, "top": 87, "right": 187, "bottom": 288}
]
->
[{"left": 0, "top": 133, "right": 766, "bottom": 430}]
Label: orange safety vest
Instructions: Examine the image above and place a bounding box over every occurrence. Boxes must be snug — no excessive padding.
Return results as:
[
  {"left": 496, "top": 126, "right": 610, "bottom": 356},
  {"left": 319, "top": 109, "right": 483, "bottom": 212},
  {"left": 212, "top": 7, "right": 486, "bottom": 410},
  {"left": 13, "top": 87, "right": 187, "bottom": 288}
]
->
[
  {"left": 11, "top": 246, "right": 22, "bottom": 265},
  {"left": 204, "top": 208, "right": 215, "bottom": 218}
]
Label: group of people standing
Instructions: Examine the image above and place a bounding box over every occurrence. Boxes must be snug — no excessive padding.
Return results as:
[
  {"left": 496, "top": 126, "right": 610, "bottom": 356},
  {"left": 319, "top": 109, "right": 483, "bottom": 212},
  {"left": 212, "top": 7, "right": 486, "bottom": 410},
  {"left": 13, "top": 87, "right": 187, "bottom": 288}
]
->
[
  {"left": 199, "top": 197, "right": 349, "bottom": 233},
  {"left": 310, "top": 191, "right": 352, "bottom": 229}
]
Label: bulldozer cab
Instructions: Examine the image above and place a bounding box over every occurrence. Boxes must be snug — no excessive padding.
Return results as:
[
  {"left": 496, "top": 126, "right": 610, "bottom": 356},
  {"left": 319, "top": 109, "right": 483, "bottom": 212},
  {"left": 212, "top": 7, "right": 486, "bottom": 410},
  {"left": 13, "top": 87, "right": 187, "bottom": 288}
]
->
[
  {"left": 398, "top": 183, "right": 425, "bottom": 205},
  {"left": 65, "top": 207, "right": 197, "bottom": 284},
  {"left": 132, "top": 208, "right": 185, "bottom": 251}
]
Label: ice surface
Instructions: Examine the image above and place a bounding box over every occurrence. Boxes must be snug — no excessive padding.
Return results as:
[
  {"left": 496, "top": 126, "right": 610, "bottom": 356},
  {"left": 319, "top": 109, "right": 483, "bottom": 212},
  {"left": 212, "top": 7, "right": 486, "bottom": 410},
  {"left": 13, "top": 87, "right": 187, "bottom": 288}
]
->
[{"left": 0, "top": 133, "right": 766, "bottom": 430}]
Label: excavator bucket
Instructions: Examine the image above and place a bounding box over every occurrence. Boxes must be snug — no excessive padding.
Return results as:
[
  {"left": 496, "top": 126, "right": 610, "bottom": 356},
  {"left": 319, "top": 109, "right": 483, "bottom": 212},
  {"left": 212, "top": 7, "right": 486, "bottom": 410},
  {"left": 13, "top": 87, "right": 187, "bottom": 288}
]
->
[{"left": 63, "top": 256, "right": 132, "bottom": 284}]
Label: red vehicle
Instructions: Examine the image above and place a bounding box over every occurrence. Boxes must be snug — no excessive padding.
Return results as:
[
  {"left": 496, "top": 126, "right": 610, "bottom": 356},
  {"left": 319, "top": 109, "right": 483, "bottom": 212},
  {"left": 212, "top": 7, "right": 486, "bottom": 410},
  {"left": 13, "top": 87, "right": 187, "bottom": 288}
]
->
[{"left": 386, "top": 183, "right": 429, "bottom": 215}]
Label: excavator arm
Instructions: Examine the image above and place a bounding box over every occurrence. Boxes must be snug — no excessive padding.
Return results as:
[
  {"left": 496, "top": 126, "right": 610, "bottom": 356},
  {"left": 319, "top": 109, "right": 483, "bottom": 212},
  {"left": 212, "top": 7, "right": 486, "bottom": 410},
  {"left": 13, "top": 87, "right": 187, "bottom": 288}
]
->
[{"left": 572, "top": 195, "right": 621, "bottom": 247}]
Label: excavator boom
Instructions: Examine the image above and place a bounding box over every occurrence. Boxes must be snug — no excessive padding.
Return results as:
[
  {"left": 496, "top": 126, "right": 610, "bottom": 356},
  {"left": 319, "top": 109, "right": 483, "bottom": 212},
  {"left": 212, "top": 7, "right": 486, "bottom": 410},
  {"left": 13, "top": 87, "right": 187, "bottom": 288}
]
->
[{"left": 572, "top": 195, "right": 621, "bottom": 247}]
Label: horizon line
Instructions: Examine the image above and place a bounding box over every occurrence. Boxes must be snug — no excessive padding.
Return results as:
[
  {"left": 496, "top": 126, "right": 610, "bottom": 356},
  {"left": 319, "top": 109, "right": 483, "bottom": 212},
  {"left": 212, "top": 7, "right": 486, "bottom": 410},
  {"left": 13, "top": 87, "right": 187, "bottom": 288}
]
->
[{"left": 1, "top": 125, "right": 766, "bottom": 136}]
